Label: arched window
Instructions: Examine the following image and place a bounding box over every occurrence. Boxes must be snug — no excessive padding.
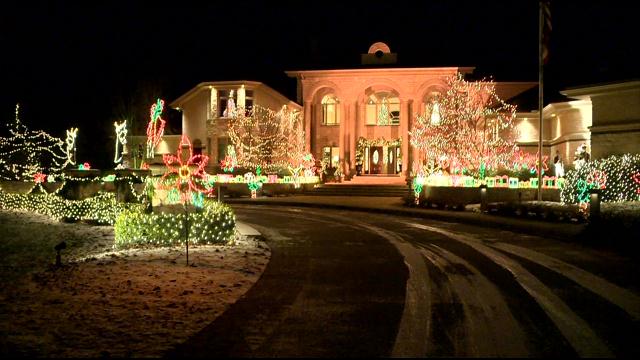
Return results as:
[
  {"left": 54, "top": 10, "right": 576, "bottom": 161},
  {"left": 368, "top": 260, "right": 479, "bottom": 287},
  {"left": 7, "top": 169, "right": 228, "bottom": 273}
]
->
[
  {"left": 365, "top": 91, "right": 400, "bottom": 126},
  {"left": 321, "top": 95, "right": 339, "bottom": 125},
  {"left": 423, "top": 91, "right": 443, "bottom": 126}
]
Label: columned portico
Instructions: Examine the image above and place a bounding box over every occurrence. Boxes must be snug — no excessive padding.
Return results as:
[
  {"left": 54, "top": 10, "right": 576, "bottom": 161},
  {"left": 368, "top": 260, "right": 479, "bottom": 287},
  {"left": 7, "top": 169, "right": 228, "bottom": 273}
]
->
[
  {"left": 303, "top": 100, "right": 312, "bottom": 153},
  {"left": 400, "top": 99, "right": 410, "bottom": 176}
]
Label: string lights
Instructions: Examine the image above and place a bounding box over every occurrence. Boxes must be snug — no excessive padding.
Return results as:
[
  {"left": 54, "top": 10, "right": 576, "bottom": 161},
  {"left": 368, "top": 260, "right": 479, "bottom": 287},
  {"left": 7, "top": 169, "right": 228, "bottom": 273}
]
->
[
  {"left": 66, "top": 128, "right": 78, "bottom": 166},
  {"left": 228, "top": 105, "right": 308, "bottom": 173},
  {"left": 0, "top": 104, "right": 70, "bottom": 180},
  {"left": 114, "top": 200, "right": 235, "bottom": 249},
  {"left": 561, "top": 153, "right": 640, "bottom": 204},
  {"left": 410, "top": 73, "right": 517, "bottom": 177},
  {"left": 146, "top": 98, "right": 166, "bottom": 159},
  {"left": 114, "top": 120, "right": 128, "bottom": 164},
  {"left": 160, "top": 134, "right": 214, "bottom": 204}
]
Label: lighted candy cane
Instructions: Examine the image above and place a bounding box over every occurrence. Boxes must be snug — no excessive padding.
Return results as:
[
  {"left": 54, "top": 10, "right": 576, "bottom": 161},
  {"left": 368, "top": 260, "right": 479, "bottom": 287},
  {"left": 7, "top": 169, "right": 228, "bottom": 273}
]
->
[
  {"left": 113, "top": 120, "right": 127, "bottom": 164},
  {"left": 146, "top": 99, "right": 166, "bottom": 158},
  {"left": 65, "top": 128, "right": 78, "bottom": 165}
]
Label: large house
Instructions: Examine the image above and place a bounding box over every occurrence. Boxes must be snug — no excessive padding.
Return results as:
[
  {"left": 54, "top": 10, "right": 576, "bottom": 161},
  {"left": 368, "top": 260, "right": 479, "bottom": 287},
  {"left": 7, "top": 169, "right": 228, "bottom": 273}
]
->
[{"left": 164, "top": 43, "right": 638, "bottom": 178}]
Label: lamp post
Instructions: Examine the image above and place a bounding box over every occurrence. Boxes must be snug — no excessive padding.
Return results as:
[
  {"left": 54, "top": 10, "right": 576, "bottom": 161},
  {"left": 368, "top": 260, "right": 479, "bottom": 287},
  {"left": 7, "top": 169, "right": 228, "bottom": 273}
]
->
[
  {"left": 480, "top": 184, "right": 488, "bottom": 213},
  {"left": 589, "top": 188, "right": 601, "bottom": 224}
]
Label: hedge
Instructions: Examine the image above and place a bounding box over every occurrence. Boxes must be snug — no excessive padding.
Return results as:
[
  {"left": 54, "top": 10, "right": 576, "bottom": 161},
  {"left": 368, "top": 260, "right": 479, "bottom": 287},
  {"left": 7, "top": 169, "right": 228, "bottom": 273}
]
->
[{"left": 114, "top": 200, "right": 236, "bottom": 249}]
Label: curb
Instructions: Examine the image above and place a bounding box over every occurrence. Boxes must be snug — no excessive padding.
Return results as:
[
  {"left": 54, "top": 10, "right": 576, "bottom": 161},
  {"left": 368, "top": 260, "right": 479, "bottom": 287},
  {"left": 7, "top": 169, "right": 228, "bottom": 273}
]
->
[
  {"left": 234, "top": 221, "right": 262, "bottom": 237},
  {"left": 226, "top": 199, "right": 587, "bottom": 242}
]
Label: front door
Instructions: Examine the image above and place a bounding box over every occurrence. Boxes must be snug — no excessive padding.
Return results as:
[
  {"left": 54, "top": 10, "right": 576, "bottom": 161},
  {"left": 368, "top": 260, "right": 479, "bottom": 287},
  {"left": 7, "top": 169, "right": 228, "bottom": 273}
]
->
[
  {"left": 387, "top": 146, "right": 397, "bottom": 174},
  {"left": 370, "top": 146, "right": 383, "bottom": 174}
]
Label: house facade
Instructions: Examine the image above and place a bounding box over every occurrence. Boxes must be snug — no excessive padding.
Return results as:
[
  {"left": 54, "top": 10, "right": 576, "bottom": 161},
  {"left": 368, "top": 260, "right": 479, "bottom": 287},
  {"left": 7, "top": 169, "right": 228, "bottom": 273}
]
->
[
  {"left": 168, "top": 43, "right": 638, "bottom": 178},
  {"left": 169, "top": 81, "right": 301, "bottom": 167},
  {"left": 286, "top": 66, "right": 537, "bottom": 177}
]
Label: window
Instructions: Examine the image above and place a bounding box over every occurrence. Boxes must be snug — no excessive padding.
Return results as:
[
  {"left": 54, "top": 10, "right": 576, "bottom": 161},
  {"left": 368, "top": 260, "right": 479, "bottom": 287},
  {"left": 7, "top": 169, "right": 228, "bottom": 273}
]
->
[
  {"left": 322, "top": 146, "right": 340, "bottom": 168},
  {"left": 365, "top": 92, "right": 400, "bottom": 125},
  {"left": 244, "top": 90, "right": 254, "bottom": 116},
  {"left": 321, "top": 95, "right": 339, "bottom": 125},
  {"left": 217, "top": 137, "right": 229, "bottom": 163},
  {"left": 218, "top": 90, "right": 229, "bottom": 117}
]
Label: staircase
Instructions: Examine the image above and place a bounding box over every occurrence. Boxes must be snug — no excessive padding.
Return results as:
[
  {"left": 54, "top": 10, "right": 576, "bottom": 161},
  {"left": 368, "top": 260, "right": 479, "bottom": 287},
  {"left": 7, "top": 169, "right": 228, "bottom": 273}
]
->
[{"left": 306, "top": 175, "right": 411, "bottom": 197}]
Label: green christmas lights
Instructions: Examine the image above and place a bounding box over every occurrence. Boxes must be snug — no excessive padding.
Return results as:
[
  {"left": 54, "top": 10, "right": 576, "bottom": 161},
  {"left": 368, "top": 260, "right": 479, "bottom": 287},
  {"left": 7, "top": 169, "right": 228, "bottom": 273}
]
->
[{"left": 561, "top": 153, "right": 640, "bottom": 204}]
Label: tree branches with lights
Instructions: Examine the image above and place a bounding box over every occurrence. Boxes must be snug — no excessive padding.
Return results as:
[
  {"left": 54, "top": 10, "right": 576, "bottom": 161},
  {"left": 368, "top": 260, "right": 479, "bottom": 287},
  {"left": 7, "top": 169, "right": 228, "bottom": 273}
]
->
[
  {"left": 0, "top": 104, "right": 69, "bottom": 181},
  {"left": 228, "top": 105, "right": 308, "bottom": 173},
  {"left": 410, "top": 73, "right": 518, "bottom": 177}
]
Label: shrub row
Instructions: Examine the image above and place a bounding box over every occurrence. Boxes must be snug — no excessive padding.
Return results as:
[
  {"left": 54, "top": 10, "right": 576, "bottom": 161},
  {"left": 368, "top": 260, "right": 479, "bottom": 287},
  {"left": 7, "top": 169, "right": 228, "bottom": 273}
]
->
[{"left": 0, "top": 190, "right": 142, "bottom": 225}]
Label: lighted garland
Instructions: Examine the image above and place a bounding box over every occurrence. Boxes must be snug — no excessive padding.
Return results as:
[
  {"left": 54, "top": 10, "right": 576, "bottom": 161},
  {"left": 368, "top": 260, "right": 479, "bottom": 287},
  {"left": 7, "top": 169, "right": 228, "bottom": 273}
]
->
[
  {"left": 114, "top": 200, "right": 236, "bottom": 249},
  {"left": 356, "top": 137, "right": 402, "bottom": 165},
  {"left": 0, "top": 104, "right": 70, "bottom": 180},
  {"left": 560, "top": 153, "right": 640, "bottom": 204}
]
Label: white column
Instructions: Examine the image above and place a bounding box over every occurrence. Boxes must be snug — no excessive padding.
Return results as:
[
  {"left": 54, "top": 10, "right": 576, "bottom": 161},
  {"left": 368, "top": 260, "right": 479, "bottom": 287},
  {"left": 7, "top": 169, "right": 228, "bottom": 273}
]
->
[
  {"left": 400, "top": 99, "right": 410, "bottom": 176},
  {"left": 303, "top": 100, "right": 312, "bottom": 153},
  {"left": 348, "top": 101, "right": 357, "bottom": 173},
  {"left": 339, "top": 102, "right": 346, "bottom": 172}
]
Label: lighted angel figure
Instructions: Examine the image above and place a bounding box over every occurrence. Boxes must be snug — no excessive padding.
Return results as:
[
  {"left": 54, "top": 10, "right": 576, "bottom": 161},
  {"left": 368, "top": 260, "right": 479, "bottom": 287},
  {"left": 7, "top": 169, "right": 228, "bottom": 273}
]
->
[
  {"left": 160, "top": 135, "right": 214, "bottom": 204},
  {"left": 223, "top": 90, "right": 236, "bottom": 118},
  {"left": 146, "top": 99, "right": 166, "bottom": 159}
]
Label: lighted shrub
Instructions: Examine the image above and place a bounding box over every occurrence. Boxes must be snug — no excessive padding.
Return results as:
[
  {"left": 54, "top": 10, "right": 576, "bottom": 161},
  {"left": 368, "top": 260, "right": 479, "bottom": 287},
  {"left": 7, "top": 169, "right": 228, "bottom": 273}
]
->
[
  {"left": 0, "top": 191, "right": 141, "bottom": 225},
  {"left": 114, "top": 200, "right": 236, "bottom": 249},
  {"left": 560, "top": 154, "right": 640, "bottom": 204}
]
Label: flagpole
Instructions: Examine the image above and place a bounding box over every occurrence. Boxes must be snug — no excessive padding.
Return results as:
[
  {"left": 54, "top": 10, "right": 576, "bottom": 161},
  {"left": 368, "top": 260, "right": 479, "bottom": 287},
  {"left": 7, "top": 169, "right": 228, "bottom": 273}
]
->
[{"left": 537, "top": 0, "right": 544, "bottom": 201}]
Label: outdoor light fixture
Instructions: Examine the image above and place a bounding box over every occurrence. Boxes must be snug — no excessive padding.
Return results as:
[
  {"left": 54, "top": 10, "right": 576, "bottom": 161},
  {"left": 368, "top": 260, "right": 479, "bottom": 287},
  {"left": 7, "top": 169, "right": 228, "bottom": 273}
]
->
[
  {"left": 480, "top": 184, "right": 488, "bottom": 212},
  {"left": 589, "top": 188, "right": 601, "bottom": 223}
]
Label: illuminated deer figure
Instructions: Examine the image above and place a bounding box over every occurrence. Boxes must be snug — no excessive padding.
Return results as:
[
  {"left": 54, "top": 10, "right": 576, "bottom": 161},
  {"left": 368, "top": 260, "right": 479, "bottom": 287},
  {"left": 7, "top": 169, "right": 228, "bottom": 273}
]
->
[
  {"left": 114, "top": 120, "right": 127, "bottom": 164},
  {"left": 146, "top": 98, "right": 166, "bottom": 159},
  {"left": 65, "top": 127, "right": 78, "bottom": 166}
]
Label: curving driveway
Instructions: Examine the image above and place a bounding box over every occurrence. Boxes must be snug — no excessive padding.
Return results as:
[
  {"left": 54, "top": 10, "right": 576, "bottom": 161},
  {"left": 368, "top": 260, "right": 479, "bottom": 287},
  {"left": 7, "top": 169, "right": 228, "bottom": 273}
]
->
[{"left": 167, "top": 205, "right": 639, "bottom": 358}]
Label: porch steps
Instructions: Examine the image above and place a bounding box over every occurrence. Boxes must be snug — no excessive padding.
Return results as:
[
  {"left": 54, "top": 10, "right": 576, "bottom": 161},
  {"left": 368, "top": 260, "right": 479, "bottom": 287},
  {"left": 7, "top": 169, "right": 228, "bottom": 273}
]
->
[{"left": 305, "top": 184, "right": 411, "bottom": 197}]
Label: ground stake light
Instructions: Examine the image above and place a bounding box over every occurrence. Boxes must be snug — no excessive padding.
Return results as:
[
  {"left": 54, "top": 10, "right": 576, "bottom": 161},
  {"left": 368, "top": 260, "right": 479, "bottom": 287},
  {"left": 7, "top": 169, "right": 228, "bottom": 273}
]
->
[{"left": 160, "top": 135, "right": 214, "bottom": 265}]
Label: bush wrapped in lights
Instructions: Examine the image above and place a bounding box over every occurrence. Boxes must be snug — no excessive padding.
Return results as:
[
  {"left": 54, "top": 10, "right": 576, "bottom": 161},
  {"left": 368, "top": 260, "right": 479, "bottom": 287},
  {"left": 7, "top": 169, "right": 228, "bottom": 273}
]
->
[
  {"left": 0, "top": 190, "right": 143, "bottom": 225},
  {"left": 114, "top": 200, "right": 236, "bottom": 249},
  {"left": 560, "top": 153, "right": 640, "bottom": 204}
]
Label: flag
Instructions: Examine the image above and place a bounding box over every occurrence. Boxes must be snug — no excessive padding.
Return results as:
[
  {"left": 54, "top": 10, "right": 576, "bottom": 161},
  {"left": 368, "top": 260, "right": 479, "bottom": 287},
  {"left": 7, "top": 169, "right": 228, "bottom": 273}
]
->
[{"left": 541, "top": 0, "right": 552, "bottom": 64}]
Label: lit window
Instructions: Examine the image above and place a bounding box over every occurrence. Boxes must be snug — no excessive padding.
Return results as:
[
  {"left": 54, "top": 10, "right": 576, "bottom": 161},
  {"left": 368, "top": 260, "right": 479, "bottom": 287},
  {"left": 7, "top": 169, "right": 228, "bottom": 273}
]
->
[
  {"left": 322, "top": 146, "right": 340, "bottom": 168},
  {"left": 365, "top": 92, "right": 400, "bottom": 125},
  {"left": 218, "top": 90, "right": 235, "bottom": 118},
  {"left": 321, "top": 95, "right": 339, "bottom": 125},
  {"left": 430, "top": 101, "right": 441, "bottom": 125}
]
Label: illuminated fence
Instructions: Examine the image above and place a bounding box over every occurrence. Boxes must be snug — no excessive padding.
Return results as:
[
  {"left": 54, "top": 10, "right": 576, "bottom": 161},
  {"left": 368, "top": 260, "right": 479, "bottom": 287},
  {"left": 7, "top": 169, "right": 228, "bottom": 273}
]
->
[
  {"left": 209, "top": 174, "right": 320, "bottom": 185},
  {"left": 418, "top": 174, "right": 565, "bottom": 189}
]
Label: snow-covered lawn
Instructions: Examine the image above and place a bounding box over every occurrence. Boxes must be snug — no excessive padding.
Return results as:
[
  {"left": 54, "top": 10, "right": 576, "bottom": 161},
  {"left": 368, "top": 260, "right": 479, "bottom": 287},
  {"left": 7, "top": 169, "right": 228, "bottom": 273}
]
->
[{"left": 0, "top": 209, "right": 270, "bottom": 357}]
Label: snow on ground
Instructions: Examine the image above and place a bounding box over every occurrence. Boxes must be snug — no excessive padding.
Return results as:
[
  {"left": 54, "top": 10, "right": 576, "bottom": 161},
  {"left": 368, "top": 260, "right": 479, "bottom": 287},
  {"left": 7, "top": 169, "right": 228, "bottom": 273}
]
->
[{"left": 0, "top": 209, "right": 270, "bottom": 357}]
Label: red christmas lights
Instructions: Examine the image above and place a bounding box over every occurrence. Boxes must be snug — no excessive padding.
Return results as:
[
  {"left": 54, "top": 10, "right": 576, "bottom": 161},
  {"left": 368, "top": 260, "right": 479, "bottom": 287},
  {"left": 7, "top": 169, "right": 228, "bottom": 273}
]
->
[
  {"left": 146, "top": 99, "right": 166, "bottom": 158},
  {"left": 160, "top": 135, "right": 214, "bottom": 204}
]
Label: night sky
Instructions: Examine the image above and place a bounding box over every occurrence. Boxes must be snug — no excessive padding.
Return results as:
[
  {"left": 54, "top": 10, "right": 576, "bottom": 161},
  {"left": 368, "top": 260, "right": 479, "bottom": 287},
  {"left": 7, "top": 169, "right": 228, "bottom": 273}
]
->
[{"left": 1, "top": 1, "right": 638, "bottom": 168}]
